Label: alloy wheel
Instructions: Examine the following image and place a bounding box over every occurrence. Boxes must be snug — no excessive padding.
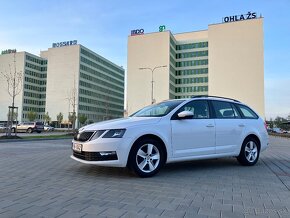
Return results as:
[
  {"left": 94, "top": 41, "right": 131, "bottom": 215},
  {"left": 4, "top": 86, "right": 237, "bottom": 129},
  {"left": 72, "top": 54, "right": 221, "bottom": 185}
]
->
[
  {"left": 244, "top": 141, "right": 258, "bottom": 163},
  {"left": 136, "top": 143, "right": 160, "bottom": 173}
]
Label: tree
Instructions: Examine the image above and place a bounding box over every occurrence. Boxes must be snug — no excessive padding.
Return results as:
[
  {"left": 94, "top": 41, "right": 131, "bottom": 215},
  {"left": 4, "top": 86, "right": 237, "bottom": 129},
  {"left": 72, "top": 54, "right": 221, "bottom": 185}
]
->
[
  {"left": 43, "top": 112, "right": 51, "bottom": 124},
  {"left": 57, "top": 112, "right": 63, "bottom": 128},
  {"left": 274, "top": 116, "right": 288, "bottom": 129},
  {"left": 68, "top": 113, "right": 77, "bottom": 128},
  {"left": 0, "top": 54, "right": 22, "bottom": 136},
  {"left": 27, "top": 111, "right": 37, "bottom": 121},
  {"left": 7, "top": 111, "right": 18, "bottom": 122},
  {"left": 78, "top": 114, "right": 87, "bottom": 127}
]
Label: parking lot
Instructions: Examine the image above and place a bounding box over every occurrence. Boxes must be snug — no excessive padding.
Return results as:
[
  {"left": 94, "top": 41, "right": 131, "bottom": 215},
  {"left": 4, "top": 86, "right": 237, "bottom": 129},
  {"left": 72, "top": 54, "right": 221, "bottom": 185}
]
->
[{"left": 0, "top": 136, "right": 289, "bottom": 218}]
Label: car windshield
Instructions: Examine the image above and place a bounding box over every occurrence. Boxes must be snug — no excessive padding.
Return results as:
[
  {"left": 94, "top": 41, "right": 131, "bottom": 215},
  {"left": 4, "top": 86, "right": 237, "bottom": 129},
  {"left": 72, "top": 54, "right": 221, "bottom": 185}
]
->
[{"left": 131, "top": 100, "right": 185, "bottom": 117}]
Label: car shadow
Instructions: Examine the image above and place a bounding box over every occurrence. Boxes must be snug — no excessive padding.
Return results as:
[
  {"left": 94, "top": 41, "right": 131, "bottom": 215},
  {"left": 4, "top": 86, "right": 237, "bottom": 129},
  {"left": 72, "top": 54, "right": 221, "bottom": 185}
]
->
[{"left": 68, "top": 157, "right": 260, "bottom": 179}]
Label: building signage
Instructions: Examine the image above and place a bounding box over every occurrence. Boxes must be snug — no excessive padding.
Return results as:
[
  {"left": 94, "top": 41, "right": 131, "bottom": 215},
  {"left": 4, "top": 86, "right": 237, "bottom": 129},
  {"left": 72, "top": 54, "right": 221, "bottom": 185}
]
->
[
  {"left": 131, "top": 29, "right": 144, "bottom": 36},
  {"left": 52, "top": 40, "right": 77, "bottom": 48},
  {"left": 223, "top": 12, "right": 257, "bottom": 23},
  {"left": 1, "top": 49, "right": 17, "bottom": 55},
  {"left": 159, "top": 25, "right": 166, "bottom": 32}
]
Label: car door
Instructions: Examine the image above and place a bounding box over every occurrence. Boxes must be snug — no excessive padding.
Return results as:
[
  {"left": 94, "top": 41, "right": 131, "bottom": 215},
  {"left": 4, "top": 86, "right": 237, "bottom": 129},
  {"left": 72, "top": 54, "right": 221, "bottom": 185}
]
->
[
  {"left": 210, "top": 100, "right": 245, "bottom": 154},
  {"left": 17, "top": 123, "right": 25, "bottom": 132},
  {"left": 170, "top": 100, "right": 216, "bottom": 158}
]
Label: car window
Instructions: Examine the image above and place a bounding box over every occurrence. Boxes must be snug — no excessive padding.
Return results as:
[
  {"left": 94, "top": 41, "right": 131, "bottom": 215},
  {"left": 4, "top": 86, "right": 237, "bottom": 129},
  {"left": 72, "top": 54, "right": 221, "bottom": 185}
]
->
[
  {"left": 212, "top": 101, "right": 240, "bottom": 119},
  {"left": 175, "top": 100, "right": 209, "bottom": 119},
  {"left": 36, "top": 122, "right": 43, "bottom": 125},
  {"left": 236, "top": 104, "right": 258, "bottom": 119},
  {"left": 131, "top": 100, "right": 184, "bottom": 117}
]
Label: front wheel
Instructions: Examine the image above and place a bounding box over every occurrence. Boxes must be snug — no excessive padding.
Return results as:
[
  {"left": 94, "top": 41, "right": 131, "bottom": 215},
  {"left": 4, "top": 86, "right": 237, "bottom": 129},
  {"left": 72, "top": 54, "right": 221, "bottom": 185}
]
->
[
  {"left": 237, "top": 137, "right": 260, "bottom": 166},
  {"left": 128, "top": 138, "right": 165, "bottom": 177},
  {"left": 27, "top": 128, "right": 33, "bottom": 133}
]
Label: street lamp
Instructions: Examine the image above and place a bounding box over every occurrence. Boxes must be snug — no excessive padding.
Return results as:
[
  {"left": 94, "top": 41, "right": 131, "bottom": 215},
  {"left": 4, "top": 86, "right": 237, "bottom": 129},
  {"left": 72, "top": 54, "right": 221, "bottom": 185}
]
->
[{"left": 139, "top": 65, "right": 167, "bottom": 104}]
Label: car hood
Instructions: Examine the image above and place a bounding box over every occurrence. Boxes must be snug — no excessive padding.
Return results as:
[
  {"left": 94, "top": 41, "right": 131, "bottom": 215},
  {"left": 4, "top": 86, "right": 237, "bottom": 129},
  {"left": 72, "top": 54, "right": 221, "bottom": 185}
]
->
[{"left": 79, "top": 117, "right": 162, "bottom": 132}]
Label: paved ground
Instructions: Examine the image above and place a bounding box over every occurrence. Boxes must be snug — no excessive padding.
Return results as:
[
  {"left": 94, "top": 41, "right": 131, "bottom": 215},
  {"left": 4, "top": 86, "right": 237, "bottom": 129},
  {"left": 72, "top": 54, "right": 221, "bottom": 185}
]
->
[{"left": 0, "top": 136, "right": 289, "bottom": 218}]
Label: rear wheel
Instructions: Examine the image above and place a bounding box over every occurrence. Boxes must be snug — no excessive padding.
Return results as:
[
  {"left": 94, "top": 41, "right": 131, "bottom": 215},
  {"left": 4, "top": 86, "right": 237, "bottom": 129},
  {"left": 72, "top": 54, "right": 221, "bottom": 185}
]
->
[
  {"left": 237, "top": 137, "right": 260, "bottom": 166},
  {"left": 128, "top": 138, "right": 165, "bottom": 177},
  {"left": 11, "top": 128, "right": 16, "bottom": 133},
  {"left": 27, "top": 128, "right": 33, "bottom": 133}
]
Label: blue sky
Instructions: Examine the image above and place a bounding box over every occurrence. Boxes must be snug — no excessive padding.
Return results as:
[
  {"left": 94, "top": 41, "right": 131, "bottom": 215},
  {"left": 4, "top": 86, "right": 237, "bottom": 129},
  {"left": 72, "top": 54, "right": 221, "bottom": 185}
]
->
[{"left": 0, "top": 0, "right": 289, "bottom": 119}]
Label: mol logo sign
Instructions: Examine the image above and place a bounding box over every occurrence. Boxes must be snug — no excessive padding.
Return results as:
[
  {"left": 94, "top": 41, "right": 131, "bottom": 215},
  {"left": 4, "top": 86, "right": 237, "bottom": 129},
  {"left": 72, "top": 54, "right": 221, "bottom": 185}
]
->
[
  {"left": 131, "top": 29, "right": 144, "bottom": 36},
  {"left": 223, "top": 11, "right": 257, "bottom": 23}
]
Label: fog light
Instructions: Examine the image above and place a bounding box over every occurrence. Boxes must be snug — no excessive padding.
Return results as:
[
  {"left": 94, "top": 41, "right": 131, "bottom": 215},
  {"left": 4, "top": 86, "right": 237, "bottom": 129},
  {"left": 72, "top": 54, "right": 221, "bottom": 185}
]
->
[{"left": 99, "top": 151, "right": 116, "bottom": 156}]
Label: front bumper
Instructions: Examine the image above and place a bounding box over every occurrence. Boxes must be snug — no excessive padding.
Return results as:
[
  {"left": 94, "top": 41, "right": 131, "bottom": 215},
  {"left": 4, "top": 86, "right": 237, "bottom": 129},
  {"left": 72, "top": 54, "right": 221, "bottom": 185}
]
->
[{"left": 71, "top": 137, "right": 132, "bottom": 167}]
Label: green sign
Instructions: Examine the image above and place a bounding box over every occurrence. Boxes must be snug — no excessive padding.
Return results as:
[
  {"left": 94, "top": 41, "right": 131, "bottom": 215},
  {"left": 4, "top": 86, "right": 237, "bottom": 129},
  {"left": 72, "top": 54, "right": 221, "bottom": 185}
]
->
[{"left": 159, "top": 25, "right": 166, "bottom": 32}]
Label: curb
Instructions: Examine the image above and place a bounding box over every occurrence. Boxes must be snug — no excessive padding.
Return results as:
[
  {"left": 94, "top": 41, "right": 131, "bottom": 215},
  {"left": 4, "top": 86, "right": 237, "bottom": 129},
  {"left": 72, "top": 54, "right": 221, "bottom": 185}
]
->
[{"left": 0, "top": 137, "right": 73, "bottom": 143}]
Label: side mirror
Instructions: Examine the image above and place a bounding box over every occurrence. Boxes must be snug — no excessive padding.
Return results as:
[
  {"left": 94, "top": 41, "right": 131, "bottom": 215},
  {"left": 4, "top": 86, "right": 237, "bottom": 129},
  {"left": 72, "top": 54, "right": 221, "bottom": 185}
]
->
[{"left": 177, "top": 111, "right": 194, "bottom": 119}]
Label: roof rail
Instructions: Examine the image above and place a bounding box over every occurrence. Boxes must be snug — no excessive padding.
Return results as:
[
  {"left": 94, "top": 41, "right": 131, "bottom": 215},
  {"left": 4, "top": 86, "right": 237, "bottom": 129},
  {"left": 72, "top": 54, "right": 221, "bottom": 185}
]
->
[{"left": 191, "top": 95, "right": 240, "bottom": 102}]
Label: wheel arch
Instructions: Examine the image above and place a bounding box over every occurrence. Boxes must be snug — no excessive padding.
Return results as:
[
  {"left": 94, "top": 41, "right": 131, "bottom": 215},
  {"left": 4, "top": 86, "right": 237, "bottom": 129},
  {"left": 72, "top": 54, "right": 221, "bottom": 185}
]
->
[{"left": 126, "top": 134, "right": 168, "bottom": 167}]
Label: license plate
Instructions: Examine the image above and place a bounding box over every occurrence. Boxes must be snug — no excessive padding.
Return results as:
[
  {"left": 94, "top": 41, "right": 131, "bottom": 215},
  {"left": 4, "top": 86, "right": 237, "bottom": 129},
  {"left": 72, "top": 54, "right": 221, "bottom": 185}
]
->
[{"left": 72, "top": 143, "right": 82, "bottom": 153}]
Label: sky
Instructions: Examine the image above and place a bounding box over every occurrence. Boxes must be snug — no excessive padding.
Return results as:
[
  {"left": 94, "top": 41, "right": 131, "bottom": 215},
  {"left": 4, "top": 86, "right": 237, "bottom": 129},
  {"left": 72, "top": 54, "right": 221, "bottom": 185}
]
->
[{"left": 0, "top": 0, "right": 289, "bottom": 119}]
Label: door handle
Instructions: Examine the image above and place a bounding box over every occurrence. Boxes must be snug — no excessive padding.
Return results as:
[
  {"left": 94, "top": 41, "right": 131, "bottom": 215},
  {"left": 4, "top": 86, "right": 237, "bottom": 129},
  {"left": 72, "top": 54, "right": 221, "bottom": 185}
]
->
[
  {"left": 206, "top": 124, "right": 214, "bottom": 127},
  {"left": 239, "top": 124, "right": 245, "bottom": 127}
]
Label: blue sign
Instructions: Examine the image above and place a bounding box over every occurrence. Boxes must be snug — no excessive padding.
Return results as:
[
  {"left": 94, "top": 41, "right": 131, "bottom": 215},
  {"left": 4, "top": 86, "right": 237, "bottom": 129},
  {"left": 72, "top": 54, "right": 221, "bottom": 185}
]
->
[
  {"left": 131, "top": 29, "right": 144, "bottom": 36},
  {"left": 52, "top": 40, "right": 77, "bottom": 48}
]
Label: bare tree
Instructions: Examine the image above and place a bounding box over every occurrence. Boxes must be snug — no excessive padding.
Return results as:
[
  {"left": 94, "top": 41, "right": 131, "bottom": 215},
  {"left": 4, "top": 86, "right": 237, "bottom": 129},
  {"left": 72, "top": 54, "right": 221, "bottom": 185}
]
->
[
  {"left": 67, "top": 73, "right": 77, "bottom": 133},
  {"left": 0, "top": 54, "right": 22, "bottom": 136}
]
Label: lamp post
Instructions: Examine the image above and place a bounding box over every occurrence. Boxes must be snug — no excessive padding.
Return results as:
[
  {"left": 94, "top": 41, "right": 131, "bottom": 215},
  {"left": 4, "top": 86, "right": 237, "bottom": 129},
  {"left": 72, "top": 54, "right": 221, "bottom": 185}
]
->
[{"left": 139, "top": 65, "right": 167, "bottom": 104}]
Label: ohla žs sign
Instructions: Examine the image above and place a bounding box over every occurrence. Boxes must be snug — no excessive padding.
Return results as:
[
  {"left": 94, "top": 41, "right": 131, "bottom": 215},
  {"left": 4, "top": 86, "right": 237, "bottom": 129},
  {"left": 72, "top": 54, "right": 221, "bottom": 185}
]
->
[
  {"left": 131, "top": 29, "right": 144, "bottom": 36},
  {"left": 223, "top": 12, "right": 257, "bottom": 23}
]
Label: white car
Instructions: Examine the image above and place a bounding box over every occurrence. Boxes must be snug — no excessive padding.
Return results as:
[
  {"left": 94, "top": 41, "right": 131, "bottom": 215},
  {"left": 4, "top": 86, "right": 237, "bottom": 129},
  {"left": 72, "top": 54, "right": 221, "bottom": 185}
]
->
[{"left": 71, "top": 96, "right": 269, "bottom": 177}]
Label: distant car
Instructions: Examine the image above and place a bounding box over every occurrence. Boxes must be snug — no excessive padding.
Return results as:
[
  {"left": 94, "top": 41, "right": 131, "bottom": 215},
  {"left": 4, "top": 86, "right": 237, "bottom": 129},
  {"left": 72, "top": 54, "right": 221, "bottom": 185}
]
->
[
  {"left": 44, "top": 125, "right": 54, "bottom": 131},
  {"left": 272, "top": 128, "right": 283, "bottom": 134},
  {"left": 0, "top": 123, "right": 7, "bottom": 130},
  {"left": 12, "top": 122, "right": 44, "bottom": 133}
]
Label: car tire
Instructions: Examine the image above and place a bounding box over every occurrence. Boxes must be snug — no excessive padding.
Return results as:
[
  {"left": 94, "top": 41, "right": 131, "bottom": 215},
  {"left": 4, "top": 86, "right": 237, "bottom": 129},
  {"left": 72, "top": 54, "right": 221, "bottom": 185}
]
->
[
  {"left": 37, "top": 131, "right": 41, "bottom": 133},
  {"left": 237, "top": 137, "right": 260, "bottom": 166},
  {"left": 11, "top": 128, "right": 15, "bottom": 133},
  {"left": 128, "top": 138, "right": 165, "bottom": 177},
  {"left": 27, "top": 128, "right": 33, "bottom": 133}
]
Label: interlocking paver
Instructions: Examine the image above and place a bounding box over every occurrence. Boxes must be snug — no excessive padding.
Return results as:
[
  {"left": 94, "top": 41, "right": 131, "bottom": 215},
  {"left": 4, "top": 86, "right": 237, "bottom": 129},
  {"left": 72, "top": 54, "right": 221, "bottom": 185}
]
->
[{"left": 0, "top": 136, "right": 289, "bottom": 217}]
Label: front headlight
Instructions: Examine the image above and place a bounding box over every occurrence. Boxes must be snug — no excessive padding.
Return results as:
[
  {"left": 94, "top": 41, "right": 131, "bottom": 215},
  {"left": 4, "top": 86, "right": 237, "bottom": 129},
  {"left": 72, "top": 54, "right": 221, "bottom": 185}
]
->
[
  {"left": 90, "top": 130, "right": 106, "bottom": 141},
  {"left": 102, "top": 129, "right": 126, "bottom": 138}
]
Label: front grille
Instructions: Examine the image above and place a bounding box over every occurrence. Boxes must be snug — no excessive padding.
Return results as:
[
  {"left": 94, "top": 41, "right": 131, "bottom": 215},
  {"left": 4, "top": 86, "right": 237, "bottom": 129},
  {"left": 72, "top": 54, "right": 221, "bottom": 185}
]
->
[
  {"left": 74, "top": 131, "right": 95, "bottom": 142},
  {"left": 73, "top": 151, "right": 118, "bottom": 161}
]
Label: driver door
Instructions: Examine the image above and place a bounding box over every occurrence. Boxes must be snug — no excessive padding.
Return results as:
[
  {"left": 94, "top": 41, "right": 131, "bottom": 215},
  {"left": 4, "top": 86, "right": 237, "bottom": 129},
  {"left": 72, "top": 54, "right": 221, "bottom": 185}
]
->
[{"left": 170, "top": 100, "right": 216, "bottom": 158}]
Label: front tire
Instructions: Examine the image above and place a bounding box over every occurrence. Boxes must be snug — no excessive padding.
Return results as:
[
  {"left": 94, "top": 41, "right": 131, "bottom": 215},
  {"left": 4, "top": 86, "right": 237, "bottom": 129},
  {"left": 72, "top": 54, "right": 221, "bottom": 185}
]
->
[
  {"left": 128, "top": 138, "right": 165, "bottom": 177},
  {"left": 237, "top": 137, "right": 260, "bottom": 166},
  {"left": 27, "top": 128, "right": 33, "bottom": 133}
]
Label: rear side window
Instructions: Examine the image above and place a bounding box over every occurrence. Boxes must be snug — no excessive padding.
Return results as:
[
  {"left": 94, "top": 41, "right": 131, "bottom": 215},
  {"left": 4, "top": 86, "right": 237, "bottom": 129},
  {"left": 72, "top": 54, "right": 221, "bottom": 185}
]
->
[
  {"left": 236, "top": 104, "right": 258, "bottom": 119},
  {"left": 36, "top": 122, "right": 43, "bottom": 125},
  {"left": 211, "top": 101, "right": 241, "bottom": 119}
]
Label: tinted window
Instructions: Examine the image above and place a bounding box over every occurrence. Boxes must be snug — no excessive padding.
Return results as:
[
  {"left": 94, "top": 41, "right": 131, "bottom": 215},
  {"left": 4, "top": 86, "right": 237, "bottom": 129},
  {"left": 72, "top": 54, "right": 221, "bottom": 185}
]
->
[
  {"left": 175, "top": 100, "right": 209, "bottom": 119},
  {"left": 236, "top": 104, "right": 258, "bottom": 119},
  {"left": 212, "top": 101, "right": 240, "bottom": 119}
]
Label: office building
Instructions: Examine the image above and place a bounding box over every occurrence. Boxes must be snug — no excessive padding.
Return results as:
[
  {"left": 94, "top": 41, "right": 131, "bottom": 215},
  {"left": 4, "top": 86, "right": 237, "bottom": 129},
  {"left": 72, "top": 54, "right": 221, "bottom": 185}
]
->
[
  {"left": 127, "top": 17, "right": 264, "bottom": 117},
  {"left": 0, "top": 44, "right": 125, "bottom": 126}
]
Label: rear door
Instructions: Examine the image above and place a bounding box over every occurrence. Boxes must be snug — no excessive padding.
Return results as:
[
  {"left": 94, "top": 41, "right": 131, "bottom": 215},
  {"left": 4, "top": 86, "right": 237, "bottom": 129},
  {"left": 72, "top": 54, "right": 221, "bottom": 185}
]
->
[{"left": 210, "top": 100, "right": 244, "bottom": 154}]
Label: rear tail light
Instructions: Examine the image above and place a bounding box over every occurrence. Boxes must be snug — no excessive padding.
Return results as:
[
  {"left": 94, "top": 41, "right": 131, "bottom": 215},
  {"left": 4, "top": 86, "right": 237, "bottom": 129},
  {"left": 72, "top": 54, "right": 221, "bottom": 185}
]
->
[{"left": 264, "top": 121, "right": 267, "bottom": 131}]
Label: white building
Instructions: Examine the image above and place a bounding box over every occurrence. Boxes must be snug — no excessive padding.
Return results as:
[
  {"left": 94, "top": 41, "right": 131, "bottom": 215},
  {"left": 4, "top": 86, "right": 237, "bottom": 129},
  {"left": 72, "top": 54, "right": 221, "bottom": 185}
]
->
[{"left": 127, "top": 17, "right": 264, "bottom": 117}]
